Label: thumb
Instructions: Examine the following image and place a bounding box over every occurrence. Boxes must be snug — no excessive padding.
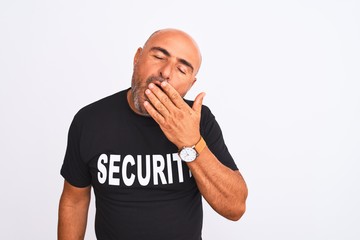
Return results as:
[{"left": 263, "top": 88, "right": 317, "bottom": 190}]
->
[{"left": 193, "top": 92, "right": 206, "bottom": 113}]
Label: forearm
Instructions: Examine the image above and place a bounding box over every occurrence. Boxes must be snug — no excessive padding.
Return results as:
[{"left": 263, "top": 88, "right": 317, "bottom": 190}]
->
[
  {"left": 142, "top": 82, "right": 247, "bottom": 219},
  {"left": 187, "top": 147, "right": 248, "bottom": 221},
  {"left": 58, "top": 186, "right": 91, "bottom": 240}
]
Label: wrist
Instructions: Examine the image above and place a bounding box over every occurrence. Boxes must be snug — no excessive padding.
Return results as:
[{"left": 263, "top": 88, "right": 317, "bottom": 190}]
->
[
  {"left": 178, "top": 136, "right": 207, "bottom": 162},
  {"left": 194, "top": 136, "right": 206, "bottom": 155}
]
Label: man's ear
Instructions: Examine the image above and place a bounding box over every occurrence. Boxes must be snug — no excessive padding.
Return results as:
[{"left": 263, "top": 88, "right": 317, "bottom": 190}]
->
[
  {"left": 133, "top": 47, "right": 142, "bottom": 66},
  {"left": 191, "top": 77, "right": 197, "bottom": 87}
]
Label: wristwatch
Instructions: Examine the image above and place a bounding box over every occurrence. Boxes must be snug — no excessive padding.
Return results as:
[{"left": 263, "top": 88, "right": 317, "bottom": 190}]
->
[{"left": 178, "top": 137, "right": 207, "bottom": 162}]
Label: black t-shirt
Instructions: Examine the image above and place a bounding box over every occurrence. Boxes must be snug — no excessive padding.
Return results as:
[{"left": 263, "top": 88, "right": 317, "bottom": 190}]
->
[{"left": 61, "top": 88, "right": 238, "bottom": 240}]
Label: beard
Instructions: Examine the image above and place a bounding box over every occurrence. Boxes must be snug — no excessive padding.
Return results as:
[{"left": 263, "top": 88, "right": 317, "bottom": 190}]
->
[{"left": 130, "top": 70, "right": 166, "bottom": 117}]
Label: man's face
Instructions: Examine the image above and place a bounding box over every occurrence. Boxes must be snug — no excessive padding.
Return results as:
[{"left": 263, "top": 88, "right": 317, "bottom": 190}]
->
[{"left": 129, "top": 30, "right": 201, "bottom": 116}]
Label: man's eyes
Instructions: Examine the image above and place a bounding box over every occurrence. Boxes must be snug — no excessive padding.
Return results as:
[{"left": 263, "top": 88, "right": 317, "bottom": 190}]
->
[
  {"left": 178, "top": 67, "right": 186, "bottom": 75},
  {"left": 152, "top": 55, "right": 187, "bottom": 75},
  {"left": 153, "top": 55, "right": 164, "bottom": 60}
]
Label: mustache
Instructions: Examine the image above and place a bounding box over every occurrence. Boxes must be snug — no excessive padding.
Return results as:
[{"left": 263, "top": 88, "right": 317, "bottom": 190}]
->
[{"left": 146, "top": 76, "right": 167, "bottom": 85}]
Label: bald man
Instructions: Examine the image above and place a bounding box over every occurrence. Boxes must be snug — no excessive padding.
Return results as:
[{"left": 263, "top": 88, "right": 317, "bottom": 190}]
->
[{"left": 58, "top": 29, "right": 248, "bottom": 240}]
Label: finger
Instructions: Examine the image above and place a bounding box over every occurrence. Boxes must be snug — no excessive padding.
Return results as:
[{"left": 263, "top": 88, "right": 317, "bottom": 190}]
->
[
  {"left": 145, "top": 88, "right": 169, "bottom": 117},
  {"left": 160, "top": 81, "right": 187, "bottom": 109},
  {"left": 143, "top": 100, "right": 165, "bottom": 124},
  {"left": 148, "top": 83, "right": 175, "bottom": 112},
  {"left": 193, "top": 92, "right": 206, "bottom": 114}
]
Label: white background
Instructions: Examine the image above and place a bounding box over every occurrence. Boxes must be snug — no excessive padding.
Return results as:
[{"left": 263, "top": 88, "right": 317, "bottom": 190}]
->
[{"left": 1, "top": 0, "right": 359, "bottom": 239}]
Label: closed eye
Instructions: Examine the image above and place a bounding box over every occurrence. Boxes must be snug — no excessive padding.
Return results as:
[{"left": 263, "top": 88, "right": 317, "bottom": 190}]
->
[
  {"left": 153, "top": 55, "right": 164, "bottom": 60},
  {"left": 178, "top": 67, "right": 186, "bottom": 75}
]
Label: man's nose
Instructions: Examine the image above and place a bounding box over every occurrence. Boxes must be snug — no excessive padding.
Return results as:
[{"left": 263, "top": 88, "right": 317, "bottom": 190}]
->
[{"left": 159, "top": 62, "right": 173, "bottom": 80}]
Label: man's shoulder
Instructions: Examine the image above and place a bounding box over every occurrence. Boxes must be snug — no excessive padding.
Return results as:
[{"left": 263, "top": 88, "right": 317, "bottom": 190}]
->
[{"left": 74, "top": 89, "right": 128, "bottom": 121}]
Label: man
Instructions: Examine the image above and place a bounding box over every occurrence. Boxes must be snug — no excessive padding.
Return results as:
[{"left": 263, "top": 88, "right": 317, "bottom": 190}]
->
[{"left": 58, "top": 28, "right": 248, "bottom": 240}]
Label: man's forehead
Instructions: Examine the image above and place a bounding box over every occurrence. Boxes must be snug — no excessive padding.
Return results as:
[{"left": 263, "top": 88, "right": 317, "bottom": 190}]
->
[{"left": 144, "top": 30, "right": 201, "bottom": 71}]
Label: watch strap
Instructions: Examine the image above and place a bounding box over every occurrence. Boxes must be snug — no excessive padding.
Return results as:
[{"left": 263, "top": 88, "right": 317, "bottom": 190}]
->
[{"left": 194, "top": 136, "right": 206, "bottom": 155}]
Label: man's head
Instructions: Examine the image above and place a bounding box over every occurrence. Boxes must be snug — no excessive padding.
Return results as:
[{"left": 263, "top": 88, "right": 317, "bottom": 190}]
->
[{"left": 128, "top": 28, "right": 202, "bottom": 116}]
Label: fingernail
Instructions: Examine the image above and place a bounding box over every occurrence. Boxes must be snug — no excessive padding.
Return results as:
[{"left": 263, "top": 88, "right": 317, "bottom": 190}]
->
[
  {"left": 145, "top": 89, "right": 151, "bottom": 94},
  {"left": 161, "top": 81, "right": 167, "bottom": 87},
  {"left": 149, "top": 83, "right": 154, "bottom": 89}
]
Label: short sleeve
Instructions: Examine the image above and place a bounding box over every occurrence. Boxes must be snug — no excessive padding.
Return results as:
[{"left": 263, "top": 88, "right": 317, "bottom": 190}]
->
[
  {"left": 200, "top": 106, "right": 238, "bottom": 171},
  {"left": 60, "top": 114, "right": 91, "bottom": 187}
]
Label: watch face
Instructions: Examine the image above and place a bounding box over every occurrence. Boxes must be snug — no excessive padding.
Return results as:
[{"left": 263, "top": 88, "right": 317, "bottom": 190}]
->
[{"left": 179, "top": 147, "right": 197, "bottom": 162}]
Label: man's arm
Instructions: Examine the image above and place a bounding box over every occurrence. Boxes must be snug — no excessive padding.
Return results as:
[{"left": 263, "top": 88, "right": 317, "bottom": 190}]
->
[
  {"left": 58, "top": 180, "right": 91, "bottom": 240},
  {"left": 144, "top": 81, "right": 248, "bottom": 221},
  {"left": 187, "top": 148, "right": 247, "bottom": 221}
]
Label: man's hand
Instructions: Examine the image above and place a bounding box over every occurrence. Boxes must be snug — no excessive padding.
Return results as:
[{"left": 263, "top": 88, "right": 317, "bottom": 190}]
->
[
  {"left": 143, "top": 81, "right": 206, "bottom": 148},
  {"left": 144, "top": 81, "right": 247, "bottom": 221}
]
